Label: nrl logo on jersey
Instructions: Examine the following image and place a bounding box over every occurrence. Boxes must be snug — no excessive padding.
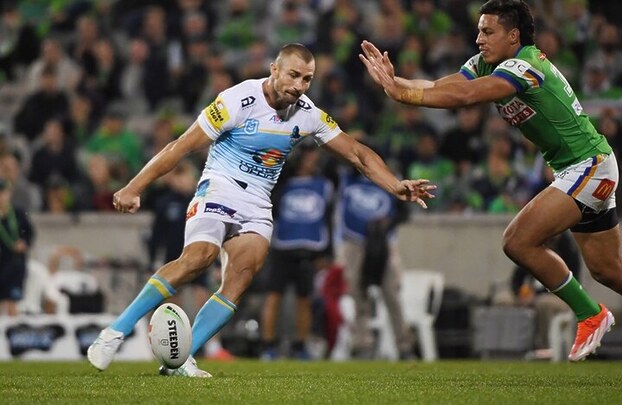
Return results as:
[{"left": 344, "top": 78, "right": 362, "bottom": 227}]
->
[
  {"left": 496, "top": 97, "right": 536, "bottom": 126},
  {"left": 244, "top": 119, "right": 259, "bottom": 134}
]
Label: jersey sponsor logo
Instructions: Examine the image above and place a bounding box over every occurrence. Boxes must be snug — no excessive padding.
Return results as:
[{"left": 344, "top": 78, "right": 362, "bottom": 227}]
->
[
  {"left": 203, "top": 202, "right": 236, "bottom": 217},
  {"left": 496, "top": 97, "right": 537, "bottom": 126},
  {"left": 500, "top": 59, "right": 530, "bottom": 75},
  {"left": 592, "top": 179, "right": 616, "bottom": 201},
  {"left": 205, "top": 96, "right": 230, "bottom": 130},
  {"left": 244, "top": 119, "right": 259, "bottom": 134},
  {"left": 239, "top": 161, "right": 280, "bottom": 179},
  {"left": 240, "top": 149, "right": 285, "bottom": 179},
  {"left": 270, "top": 114, "right": 284, "bottom": 123},
  {"left": 320, "top": 111, "right": 337, "bottom": 130},
  {"left": 241, "top": 95, "right": 256, "bottom": 108},
  {"left": 296, "top": 99, "right": 312, "bottom": 111},
  {"left": 498, "top": 59, "right": 544, "bottom": 87},
  {"left": 186, "top": 202, "right": 199, "bottom": 220},
  {"left": 289, "top": 125, "right": 301, "bottom": 145},
  {"left": 251, "top": 149, "right": 284, "bottom": 167}
]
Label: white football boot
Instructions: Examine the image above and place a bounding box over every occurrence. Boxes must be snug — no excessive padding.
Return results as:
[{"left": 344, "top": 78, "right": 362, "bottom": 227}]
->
[
  {"left": 87, "top": 327, "right": 124, "bottom": 371},
  {"left": 159, "top": 355, "right": 212, "bottom": 378}
]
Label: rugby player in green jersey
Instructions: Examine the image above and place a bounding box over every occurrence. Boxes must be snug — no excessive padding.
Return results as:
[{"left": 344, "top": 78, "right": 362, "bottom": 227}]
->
[{"left": 360, "top": 0, "right": 619, "bottom": 361}]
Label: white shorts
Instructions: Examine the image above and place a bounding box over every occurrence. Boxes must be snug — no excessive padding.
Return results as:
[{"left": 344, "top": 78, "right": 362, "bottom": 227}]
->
[
  {"left": 183, "top": 176, "right": 273, "bottom": 247},
  {"left": 551, "top": 153, "right": 618, "bottom": 212}
]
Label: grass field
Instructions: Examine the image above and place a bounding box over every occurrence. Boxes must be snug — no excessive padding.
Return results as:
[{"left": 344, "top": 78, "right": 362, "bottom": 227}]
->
[{"left": 1, "top": 359, "right": 621, "bottom": 404}]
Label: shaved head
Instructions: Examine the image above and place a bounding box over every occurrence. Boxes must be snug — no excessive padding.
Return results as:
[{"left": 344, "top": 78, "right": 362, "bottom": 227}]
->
[{"left": 275, "top": 43, "right": 314, "bottom": 66}]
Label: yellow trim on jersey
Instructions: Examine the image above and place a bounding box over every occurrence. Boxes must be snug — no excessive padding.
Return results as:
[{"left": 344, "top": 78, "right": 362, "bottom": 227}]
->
[
  {"left": 233, "top": 125, "right": 311, "bottom": 137},
  {"left": 262, "top": 129, "right": 311, "bottom": 136}
]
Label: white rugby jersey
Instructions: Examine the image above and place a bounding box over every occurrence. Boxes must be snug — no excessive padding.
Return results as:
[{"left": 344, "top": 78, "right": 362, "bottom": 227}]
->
[{"left": 196, "top": 78, "right": 342, "bottom": 203}]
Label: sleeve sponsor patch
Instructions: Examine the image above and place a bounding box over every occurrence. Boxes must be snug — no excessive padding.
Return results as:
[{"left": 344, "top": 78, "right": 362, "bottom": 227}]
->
[
  {"left": 460, "top": 54, "right": 481, "bottom": 78},
  {"left": 204, "top": 96, "right": 230, "bottom": 131},
  {"left": 495, "top": 59, "right": 544, "bottom": 89},
  {"left": 320, "top": 110, "right": 337, "bottom": 130}
]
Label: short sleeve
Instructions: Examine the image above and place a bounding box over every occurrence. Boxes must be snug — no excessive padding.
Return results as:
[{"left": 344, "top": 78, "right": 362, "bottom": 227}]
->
[
  {"left": 460, "top": 54, "right": 482, "bottom": 80},
  {"left": 312, "top": 108, "right": 342, "bottom": 145},
  {"left": 492, "top": 58, "right": 544, "bottom": 93},
  {"left": 197, "top": 89, "right": 241, "bottom": 140}
]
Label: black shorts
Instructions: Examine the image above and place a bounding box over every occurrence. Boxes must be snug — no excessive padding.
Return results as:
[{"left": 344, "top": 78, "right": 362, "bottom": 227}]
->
[
  {"left": 265, "top": 249, "right": 318, "bottom": 297},
  {"left": 0, "top": 260, "right": 26, "bottom": 301},
  {"left": 571, "top": 202, "right": 619, "bottom": 233}
]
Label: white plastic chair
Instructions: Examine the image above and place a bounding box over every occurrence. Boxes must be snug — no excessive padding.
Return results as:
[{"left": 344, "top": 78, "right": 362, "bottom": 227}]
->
[
  {"left": 548, "top": 310, "right": 575, "bottom": 362},
  {"left": 400, "top": 269, "right": 445, "bottom": 362},
  {"left": 330, "top": 294, "right": 356, "bottom": 361},
  {"left": 367, "top": 285, "right": 399, "bottom": 361}
]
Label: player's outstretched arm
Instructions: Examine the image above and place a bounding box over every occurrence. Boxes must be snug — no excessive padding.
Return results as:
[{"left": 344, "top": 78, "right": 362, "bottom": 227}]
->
[
  {"left": 359, "top": 40, "right": 447, "bottom": 103},
  {"left": 324, "top": 133, "right": 436, "bottom": 208},
  {"left": 359, "top": 40, "right": 439, "bottom": 91},
  {"left": 113, "top": 121, "right": 212, "bottom": 214},
  {"left": 359, "top": 40, "right": 516, "bottom": 108}
]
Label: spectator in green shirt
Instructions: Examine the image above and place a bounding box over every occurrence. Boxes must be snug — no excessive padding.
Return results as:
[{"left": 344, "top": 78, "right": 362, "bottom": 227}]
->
[{"left": 86, "top": 106, "right": 142, "bottom": 182}]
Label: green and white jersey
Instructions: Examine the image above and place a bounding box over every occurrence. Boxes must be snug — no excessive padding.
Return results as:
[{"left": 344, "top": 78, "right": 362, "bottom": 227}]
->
[{"left": 460, "top": 45, "right": 611, "bottom": 171}]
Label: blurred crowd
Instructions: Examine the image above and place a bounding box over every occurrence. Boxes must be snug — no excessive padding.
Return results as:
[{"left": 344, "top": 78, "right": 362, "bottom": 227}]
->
[
  {"left": 2, "top": 0, "right": 622, "bottom": 361},
  {"left": 0, "top": 0, "right": 622, "bottom": 218}
]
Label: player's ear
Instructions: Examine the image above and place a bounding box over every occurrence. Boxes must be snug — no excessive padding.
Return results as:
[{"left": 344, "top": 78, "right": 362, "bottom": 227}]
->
[{"left": 510, "top": 28, "right": 519, "bottom": 45}]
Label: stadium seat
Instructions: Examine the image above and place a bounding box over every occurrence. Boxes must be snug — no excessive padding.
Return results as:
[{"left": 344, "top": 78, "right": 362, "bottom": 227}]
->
[
  {"left": 367, "top": 285, "right": 399, "bottom": 361},
  {"left": 330, "top": 294, "right": 356, "bottom": 361},
  {"left": 400, "top": 269, "right": 445, "bottom": 362},
  {"left": 548, "top": 310, "right": 575, "bottom": 362}
]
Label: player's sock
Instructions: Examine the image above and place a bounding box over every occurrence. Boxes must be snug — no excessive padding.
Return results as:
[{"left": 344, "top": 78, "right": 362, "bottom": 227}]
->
[
  {"left": 191, "top": 293, "right": 237, "bottom": 355},
  {"left": 551, "top": 273, "right": 601, "bottom": 321},
  {"left": 111, "top": 275, "right": 175, "bottom": 335}
]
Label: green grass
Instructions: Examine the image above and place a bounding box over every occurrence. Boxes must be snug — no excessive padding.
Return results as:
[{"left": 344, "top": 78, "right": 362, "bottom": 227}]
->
[{"left": 1, "top": 360, "right": 621, "bottom": 404}]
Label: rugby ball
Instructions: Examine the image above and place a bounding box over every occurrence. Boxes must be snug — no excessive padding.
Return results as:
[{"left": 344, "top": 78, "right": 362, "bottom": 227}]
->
[{"left": 148, "top": 303, "right": 192, "bottom": 369}]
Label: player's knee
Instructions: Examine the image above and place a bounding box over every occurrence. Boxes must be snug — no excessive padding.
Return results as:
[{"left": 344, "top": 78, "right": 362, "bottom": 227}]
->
[
  {"left": 502, "top": 227, "right": 522, "bottom": 262},
  {"left": 590, "top": 269, "right": 613, "bottom": 289},
  {"left": 589, "top": 265, "right": 622, "bottom": 288}
]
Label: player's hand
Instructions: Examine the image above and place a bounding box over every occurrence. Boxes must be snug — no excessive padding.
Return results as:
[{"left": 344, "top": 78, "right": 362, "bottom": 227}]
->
[
  {"left": 359, "top": 40, "right": 395, "bottom": 83},
  {"left": 359, "top": 40, "right": 401, "bottom": 100},
  {"left": 113, "top": 186, "right": 141, "bottom": 214},
  {"left": 394, "top": 179, "right": 436, "bottom": 208}
]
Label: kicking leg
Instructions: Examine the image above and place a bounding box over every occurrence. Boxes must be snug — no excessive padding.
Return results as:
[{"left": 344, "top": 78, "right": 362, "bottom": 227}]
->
[
  {"left": 189, "top": 233, "right": 269, "bottom": 356},
  {"left": 88, "top": 241, "right": 219, "bottom": 371}
]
